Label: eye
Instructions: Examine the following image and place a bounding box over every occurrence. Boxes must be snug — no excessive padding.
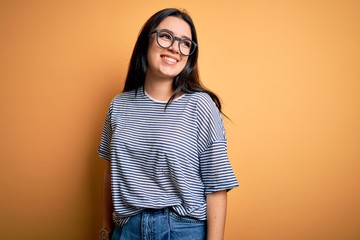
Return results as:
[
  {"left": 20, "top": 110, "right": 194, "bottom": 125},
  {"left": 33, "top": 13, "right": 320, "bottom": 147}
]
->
[
  {"left": 158, "top": 31, "right": 172, "bottom": 41},
  {"left": 180, "top": 39, "right": 192, "bottom": 49}
]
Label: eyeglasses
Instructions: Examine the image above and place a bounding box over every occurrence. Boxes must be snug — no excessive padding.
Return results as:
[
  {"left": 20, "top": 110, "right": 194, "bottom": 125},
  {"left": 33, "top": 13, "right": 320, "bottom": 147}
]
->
[{"left": 151, "top": 29, "right": 197, "bottom": 56}]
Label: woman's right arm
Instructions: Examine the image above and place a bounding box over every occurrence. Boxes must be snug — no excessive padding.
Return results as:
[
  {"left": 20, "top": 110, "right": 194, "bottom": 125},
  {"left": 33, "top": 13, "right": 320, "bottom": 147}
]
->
[{"left": 102, "top": 160, "right": 114, "bottom": 234}]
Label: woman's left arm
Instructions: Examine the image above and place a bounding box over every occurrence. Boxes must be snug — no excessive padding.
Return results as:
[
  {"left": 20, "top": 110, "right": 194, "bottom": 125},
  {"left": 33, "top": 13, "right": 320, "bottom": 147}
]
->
[{"left": 206, "top": 190, "right": 227, "bottom": 240}]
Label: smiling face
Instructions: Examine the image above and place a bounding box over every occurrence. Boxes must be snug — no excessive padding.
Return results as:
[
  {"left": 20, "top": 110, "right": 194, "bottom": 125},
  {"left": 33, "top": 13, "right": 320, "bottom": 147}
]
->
[{"left": 146, "top": 16, "right": 192, "bottom": 82}]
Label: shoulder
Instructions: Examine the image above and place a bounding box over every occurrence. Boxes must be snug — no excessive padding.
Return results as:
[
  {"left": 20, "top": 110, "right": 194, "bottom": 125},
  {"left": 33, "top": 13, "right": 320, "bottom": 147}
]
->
[
  {"left": 187, "top": 91, "right": 219, "bottom": 114},
  {"left": 113, "top": 89, "right": 137, "bottom": 102},
  {"left": 105, "top": 90, "right": 138, "bottom": 118},
  {"left": 110, "top": 89, "right": 137, "bottom": 106},
  {"left": 188, "top": 92, "right": 217, "bottom": 108}
]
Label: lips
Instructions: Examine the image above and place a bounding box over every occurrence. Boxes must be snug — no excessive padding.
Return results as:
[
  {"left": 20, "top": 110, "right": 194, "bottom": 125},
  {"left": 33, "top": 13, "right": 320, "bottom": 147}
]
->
[{"left": 161, "top": 55, "right": 178, "bottom": 64}]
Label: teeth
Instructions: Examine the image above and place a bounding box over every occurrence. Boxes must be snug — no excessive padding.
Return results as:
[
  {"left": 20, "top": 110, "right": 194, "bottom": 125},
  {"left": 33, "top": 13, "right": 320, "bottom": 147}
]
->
[{"left": 163, "top": 56, "right": 177, "bottom": 63}]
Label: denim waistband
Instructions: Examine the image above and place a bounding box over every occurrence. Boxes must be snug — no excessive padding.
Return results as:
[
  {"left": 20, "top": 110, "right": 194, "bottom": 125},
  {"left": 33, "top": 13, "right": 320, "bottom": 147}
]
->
[
  {"left": 113, "top": 207, "right": 173, "bottom": 227},
  {"left": 111, "top": 207, "right": 206, "bottom": 239},
  {"left": 142, "top": 207, "right": 172, "bottom": 214}
]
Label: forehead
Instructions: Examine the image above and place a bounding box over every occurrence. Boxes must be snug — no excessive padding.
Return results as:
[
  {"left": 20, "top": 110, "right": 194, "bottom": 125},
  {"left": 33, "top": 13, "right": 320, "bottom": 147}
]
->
[{"left": 156, "top": 16, "right": 192, "bottom": 39}]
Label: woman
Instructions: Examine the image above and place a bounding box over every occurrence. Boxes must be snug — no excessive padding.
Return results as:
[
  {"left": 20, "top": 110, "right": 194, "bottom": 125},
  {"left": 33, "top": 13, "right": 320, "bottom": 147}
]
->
[{"left": 98, "top": 8, "right": 238, "bottom": 240}]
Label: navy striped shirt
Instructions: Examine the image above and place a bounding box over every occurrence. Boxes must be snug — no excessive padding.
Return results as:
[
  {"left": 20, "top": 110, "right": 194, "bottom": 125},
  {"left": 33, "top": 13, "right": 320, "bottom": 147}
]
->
[{"left": 98, "top": 87, "right": 238, "bottom": 226}]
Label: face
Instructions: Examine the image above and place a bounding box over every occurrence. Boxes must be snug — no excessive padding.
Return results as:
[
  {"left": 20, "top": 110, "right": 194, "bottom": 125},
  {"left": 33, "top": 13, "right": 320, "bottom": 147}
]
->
[{"left": 146, "top": 16, "right": 192, "bottom": 81}]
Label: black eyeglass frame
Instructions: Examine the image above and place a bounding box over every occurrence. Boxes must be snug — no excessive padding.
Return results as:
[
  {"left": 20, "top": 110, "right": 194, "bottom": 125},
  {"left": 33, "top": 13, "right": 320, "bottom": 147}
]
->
[{"left": 151, "top": 29, "right": 198, "bottom": 56}]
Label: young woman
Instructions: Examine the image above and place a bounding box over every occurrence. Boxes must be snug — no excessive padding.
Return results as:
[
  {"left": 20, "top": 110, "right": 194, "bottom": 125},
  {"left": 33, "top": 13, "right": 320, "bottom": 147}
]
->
[{"left": 98, "top": 8, "right": 238, "bottom": 240}]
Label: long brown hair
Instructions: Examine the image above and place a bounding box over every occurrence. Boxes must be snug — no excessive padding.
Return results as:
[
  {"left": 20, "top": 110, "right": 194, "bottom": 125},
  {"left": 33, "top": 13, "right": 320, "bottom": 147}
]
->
[{"left": 123, "top": 8, "right": 224, "bottom": 113}]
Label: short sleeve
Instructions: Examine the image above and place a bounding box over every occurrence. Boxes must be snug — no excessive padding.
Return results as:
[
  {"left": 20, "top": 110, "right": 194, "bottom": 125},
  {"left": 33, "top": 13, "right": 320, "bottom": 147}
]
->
[
  {"left": 98, "top": 102, "right": 114, "bottom": 161},
  {"left": 196, "top": 94, "right": 239, "bottom": 194}
]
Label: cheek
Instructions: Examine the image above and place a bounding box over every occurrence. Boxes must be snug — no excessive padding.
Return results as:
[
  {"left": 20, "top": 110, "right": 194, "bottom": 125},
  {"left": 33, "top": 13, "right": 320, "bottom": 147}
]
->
[
  {"left": 147, "top": 44, "right": 158, "bottom": 66},
  {"left": 179, "top": 58, "right": 189, "bottom": 71}
]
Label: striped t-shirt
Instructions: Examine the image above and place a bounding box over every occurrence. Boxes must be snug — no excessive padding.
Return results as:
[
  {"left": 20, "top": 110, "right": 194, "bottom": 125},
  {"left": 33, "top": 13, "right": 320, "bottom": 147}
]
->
[{"left": 98, "top": 87, "right": 238, "bottom": 226}]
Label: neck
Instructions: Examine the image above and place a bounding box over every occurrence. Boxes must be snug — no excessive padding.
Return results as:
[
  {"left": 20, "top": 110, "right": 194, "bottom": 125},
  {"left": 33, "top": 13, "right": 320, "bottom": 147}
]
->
[{"left": 144, "top": 78, "right": 174, "bottom": 102}]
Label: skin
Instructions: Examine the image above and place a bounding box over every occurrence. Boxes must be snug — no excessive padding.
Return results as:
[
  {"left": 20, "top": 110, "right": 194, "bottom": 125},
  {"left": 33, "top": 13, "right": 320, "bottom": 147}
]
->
[
  {"left": 102, "top": 161, "right": 113, "bottom": 236},
  {"left": 206, "top": 190, "right": 227, "bottom": 240},
  {"left": 102, "top": 16, "right": 228, "bottom": 240}
]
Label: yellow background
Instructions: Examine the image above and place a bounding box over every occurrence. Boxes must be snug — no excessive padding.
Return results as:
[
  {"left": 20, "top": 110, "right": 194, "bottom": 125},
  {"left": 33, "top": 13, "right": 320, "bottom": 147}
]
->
[{"left": 1, "top": 1, "right": 359, "bottom": 239}]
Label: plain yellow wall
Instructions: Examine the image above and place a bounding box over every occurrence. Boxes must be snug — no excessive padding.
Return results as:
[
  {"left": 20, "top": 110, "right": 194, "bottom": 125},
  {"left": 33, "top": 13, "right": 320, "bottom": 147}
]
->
[{"left": 1, "top": 1, "right": 359, "bottom": 239}]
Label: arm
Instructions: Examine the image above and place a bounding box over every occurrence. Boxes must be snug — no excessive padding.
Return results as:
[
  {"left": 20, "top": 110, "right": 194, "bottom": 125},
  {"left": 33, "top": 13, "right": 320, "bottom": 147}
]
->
[
  {"left": 102, "top": 160, "right": 114, "bottom": 234},
  {"left": 206, "top": 190, "right": 227, "bottom": 240}
]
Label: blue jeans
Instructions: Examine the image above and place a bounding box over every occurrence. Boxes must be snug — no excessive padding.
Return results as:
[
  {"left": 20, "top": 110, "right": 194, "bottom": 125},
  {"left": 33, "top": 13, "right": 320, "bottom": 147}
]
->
[{"left": 111, "top": 208, "right": 206, "bottom": 240}]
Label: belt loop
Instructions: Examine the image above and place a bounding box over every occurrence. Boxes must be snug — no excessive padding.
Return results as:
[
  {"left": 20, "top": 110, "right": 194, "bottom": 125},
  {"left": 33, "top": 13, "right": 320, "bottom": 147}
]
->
[{"left": 163, "top": 207, "right": 170, "bottom": 214}]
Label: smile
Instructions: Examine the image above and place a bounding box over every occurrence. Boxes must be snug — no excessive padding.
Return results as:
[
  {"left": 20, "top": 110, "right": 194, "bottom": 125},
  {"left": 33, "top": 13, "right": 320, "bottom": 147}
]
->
[{"left": 161, "top": 55, "right": 178, "bottom": 64}]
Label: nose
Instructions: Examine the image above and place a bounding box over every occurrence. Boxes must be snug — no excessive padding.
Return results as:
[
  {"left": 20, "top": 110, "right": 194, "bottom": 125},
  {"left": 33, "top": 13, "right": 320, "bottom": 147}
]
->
[
  {"left": 168, "top": 38, "right": 181, "bottom": 54},
  {"left": 168, "top": 45, "right": 180, "bottom": 54}
]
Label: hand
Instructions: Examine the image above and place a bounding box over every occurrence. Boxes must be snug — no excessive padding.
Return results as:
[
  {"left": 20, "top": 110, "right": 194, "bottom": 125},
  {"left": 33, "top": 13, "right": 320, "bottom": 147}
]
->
[{"left": 99, "top": 228, "right": 110, "bottom": 240}]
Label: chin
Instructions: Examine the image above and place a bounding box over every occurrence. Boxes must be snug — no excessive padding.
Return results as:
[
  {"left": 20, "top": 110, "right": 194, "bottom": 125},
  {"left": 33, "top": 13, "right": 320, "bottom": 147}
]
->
[{"left": 160, "top": 71, "right": 181, "bottom": 79}]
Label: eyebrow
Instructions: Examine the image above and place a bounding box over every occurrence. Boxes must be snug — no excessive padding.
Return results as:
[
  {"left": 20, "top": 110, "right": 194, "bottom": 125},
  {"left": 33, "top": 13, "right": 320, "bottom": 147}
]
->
[{"left": 162, "top": 28, "right": 192, "bottom": 40}]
